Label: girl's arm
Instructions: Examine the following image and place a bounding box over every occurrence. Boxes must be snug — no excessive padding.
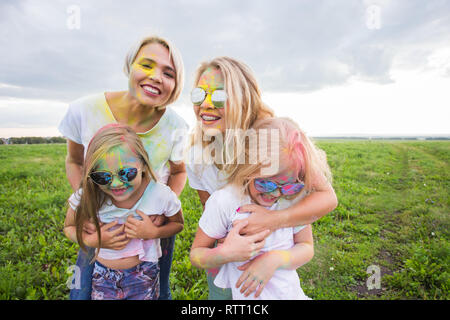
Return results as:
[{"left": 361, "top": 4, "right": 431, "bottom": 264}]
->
[
  {"left": 238, "top": 174, "right": 337, "bottom": 235},
  {"left": 190, "top": 220, "right": 270, "bottom": 269},
  {"left": 236, "top": 224, "right": 314, "bottom": 298},
  {"left": 65, "top": 140, "right": 85, "bottom": 191},
  {"left": 124, "top": 209, "right": 184, "bottom": 240},
  {"left": 64, "top": 206, "right": 130, "bottom": 250}
]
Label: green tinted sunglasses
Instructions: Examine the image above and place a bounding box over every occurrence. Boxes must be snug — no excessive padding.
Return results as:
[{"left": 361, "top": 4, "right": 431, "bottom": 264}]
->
[{"left": 191, "top": 87, "right": 227, "bottom": 108}]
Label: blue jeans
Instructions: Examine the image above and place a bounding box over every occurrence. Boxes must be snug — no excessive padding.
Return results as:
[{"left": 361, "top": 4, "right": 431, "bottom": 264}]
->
[
  {"left": 207, "top": 270, "right": 232, "bottom": 300},
  {"left": 69, "top": 235, "right": 176, "bottom": 300},
  {"left": 91, "top": 260, "right": 159, "bottom": 300}
]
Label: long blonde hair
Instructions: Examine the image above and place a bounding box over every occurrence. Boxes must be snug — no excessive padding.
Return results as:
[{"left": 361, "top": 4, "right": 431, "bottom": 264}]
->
[
  {"left": 123, "top": 35, "right": 184, "bottom": 109},
  {"left": 189, "top": 57, "right": 274, "bottom": 175},
  {"left": 75, "top": 124, "right": 158, "bottom": 261},
  {"left": 227, "top": 117, "right": 332, "bottom": 198}
]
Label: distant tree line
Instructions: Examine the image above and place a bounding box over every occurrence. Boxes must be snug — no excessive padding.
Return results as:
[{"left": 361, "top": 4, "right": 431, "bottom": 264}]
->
[
  {"left": 314, "top": 136, "right": 450, "bottom": 140},
  {"left": 0, "top": 137, "right": 66, "bottom": 145}
]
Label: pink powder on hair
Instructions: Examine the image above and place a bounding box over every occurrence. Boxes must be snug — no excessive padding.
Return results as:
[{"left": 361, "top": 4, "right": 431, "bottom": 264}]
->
[{"left": 284, "top": 130, "right": 306, "bottom": 179}]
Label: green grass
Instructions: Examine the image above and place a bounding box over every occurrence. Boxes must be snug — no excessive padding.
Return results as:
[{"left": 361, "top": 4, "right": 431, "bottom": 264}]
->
[{"left": 0, "top": 141, "right": 448, "bottom": 299}]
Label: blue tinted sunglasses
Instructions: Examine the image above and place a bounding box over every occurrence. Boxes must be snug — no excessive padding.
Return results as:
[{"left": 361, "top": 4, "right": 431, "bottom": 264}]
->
[
  {"left": 254, "top": 178, "right": 305, "bottom": 196},
  {"left": 89, "top": 167, "right": 138, "bottom": 186}
]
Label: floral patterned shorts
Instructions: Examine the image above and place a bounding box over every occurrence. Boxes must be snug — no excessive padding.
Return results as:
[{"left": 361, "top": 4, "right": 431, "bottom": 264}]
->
[{"left": 91, "top": 260, "right": 159, "bottom": 300}]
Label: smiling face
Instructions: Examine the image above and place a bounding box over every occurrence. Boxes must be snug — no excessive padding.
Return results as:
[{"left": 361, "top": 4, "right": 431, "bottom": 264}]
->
[
  {"left": 248, "top": 168, "right": 300, "bottom": 207},
  {"left": 193, "top": 67, "right": 226, "bottom": 133},
  {"left": 94, "top": 144, "right": 146, "bottom": 207},
  {"left": 128, "top": 42, "right": 176, "bottom": 107}
]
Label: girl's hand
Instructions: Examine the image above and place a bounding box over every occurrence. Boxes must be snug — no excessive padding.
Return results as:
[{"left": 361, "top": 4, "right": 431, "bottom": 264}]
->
[
  {"left": 222, "top": 220, "right": 270, "bottom": 262},
  {"left": 235, "top": 204, "right": 276, "bottom": 236},
  {"left": 124, "top": 210, "right": 159, "bottom": 240},
  {"left": 82, "top": 220, "right": 102, "bottom": 234},
  {"left": 84, "top": 221, "right": 130, "bottom": 250},
  {"left": 235, "top": 251, "right": 281, "bottom": 298}
]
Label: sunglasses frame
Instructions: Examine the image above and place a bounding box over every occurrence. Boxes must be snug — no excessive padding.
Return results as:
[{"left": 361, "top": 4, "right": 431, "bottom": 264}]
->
[
  {"left": 89, "top": 167, "right": 139, "bottom": 186},
  {"left": 253, "top": 178, "right": 305, "bottom": 196},
  {"left": 191, "top": 87, "right": 227, "bottom": 109}
]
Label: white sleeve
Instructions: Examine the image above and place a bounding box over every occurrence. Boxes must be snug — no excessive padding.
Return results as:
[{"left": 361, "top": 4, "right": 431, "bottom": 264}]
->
[
  {"left": 58, "top": 101, "right": 82, "bottom": 144},
  {"left": 138, "top": 183, "right": 181, "bottom": 217},
  {"left": 186, "top": 164, "right": 207, "bottom": 192},
  {"left": 68, "top": 189, "right": 83, "bottom": 211},
  {"left": 162, "top": 188, "right": 182, "bottom": 217},
  {"left": 198, "top": 190, "right": 230, "bottom": 239}
]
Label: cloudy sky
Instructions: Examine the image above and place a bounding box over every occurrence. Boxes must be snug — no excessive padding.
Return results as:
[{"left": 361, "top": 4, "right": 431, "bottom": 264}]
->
[{"left": 1, "top": 0, "right": 449, "bottom": 138}]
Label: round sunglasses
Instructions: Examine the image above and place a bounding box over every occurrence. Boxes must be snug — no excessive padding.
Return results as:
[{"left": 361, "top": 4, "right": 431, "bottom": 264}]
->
[
  {"left": 254, "top": 178, "right": 305, "bottom": 196},
  {"left": 89, "top": 167, "right": 138, "bottom": 186},
  {"left": 191, "top": 87, "right": 227, "bottom": 108}
]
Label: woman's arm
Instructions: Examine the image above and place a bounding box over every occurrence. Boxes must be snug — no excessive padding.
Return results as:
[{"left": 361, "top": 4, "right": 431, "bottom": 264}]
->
[
  {"left": 238, "top": 174, "right": 338, "bottom": 235},
  {"left": 196, "top": 189, "right": 211, "bottom": 210},
  {"left": 190, "top": 220, "right": 270, "bottom": 269},
  {"left": 166, "top": 161, "right": 187, "bottom": 196},
  {"left": 236, "top": 224, "right": 314, "bottom": 298},
  {"left": 65, "top": 139, "right": 85, "bottom": 191}
]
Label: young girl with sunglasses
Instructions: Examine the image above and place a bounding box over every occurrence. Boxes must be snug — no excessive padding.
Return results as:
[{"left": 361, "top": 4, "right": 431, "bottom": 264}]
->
[
  {"left": 190, "top": 117, "right": 332, "bottom": 299},
  {"left": 64, "top": 124, "right": 184, "bottom": 300},
  {"left": 186, "top": 57, "right": 337, "bottom": 299},
  {"left": 59, "top": 35, "right": 187, "bottom": 300}
]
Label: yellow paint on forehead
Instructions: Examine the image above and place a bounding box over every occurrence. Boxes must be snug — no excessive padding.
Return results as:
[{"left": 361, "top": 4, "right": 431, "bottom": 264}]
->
[{"left": 198, "top": 67, "right": 224, "bottom": 90}]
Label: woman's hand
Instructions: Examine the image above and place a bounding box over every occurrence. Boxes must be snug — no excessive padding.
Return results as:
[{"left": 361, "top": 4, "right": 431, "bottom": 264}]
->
[
  {"left": 149, "top": 215, "right": 166, "bottom": 227},
  {"left": 124, "top": 210, "right": 160, "bottom": 240},
  {"left": 235, "top": 251, "right": 281, "bottom": 298},
  {"left": 235, "top": 204, "right": 277, "bottom": 236},
  {"left": 84, "top": 221, "right": 130, "bottom": 250},
  {"left": 221, "top": 220, "right": 270, "bottom": 262}
]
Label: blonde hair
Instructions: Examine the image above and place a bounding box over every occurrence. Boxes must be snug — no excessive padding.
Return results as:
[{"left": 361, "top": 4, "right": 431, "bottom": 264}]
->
[
  {"left": 190, "top": 57, "right": 274, "bottom": 175},
  {"left": 227, "top": 117, "right": 332, "bottom": 198},
  {"left": 75, "top": 124, "right": 158, "bottom": 262},
  {"left": 123, "top": 35, "right": 184, "bottom": 109}
]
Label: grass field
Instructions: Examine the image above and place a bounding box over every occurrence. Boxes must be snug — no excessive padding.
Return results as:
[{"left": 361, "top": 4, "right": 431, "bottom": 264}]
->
[{"left": 0, "top": 141, "right": 448, "bottom": 300}]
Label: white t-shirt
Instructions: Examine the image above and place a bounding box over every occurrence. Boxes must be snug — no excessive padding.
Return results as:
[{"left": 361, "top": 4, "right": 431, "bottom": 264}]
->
[
  {"left": 185, "top": 143, "right": 229, "bottom": 195},
  {"left": 198, "top": 184, "right": 311, "bottom": 300},
  {"left": 68, "top": 180, "right": 181, "bottom": 262},
  {"left": 58, "top": 93, "right": 189, "bottom": 184}
]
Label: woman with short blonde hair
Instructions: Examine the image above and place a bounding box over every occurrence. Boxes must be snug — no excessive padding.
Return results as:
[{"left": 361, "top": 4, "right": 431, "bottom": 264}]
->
[
  {"left": 59, "top": 34, "right": 188, "bottom": 300},
  {"left": 124, "top": 36, "right": 184, "bottom": 109}
]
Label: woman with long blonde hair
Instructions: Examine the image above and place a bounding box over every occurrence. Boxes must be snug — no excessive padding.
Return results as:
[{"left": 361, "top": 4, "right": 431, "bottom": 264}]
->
[{"left": 186, "top": 57, "right": 338, "bottom": 299}]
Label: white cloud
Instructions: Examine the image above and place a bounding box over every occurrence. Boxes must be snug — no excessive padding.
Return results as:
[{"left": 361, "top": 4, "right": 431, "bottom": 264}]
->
[
  {"left": 1, "top": 0, "right": 449, "bottom": 137},
  {"left": 263, "top": 67, "right": 450, "bottom": 136}
]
